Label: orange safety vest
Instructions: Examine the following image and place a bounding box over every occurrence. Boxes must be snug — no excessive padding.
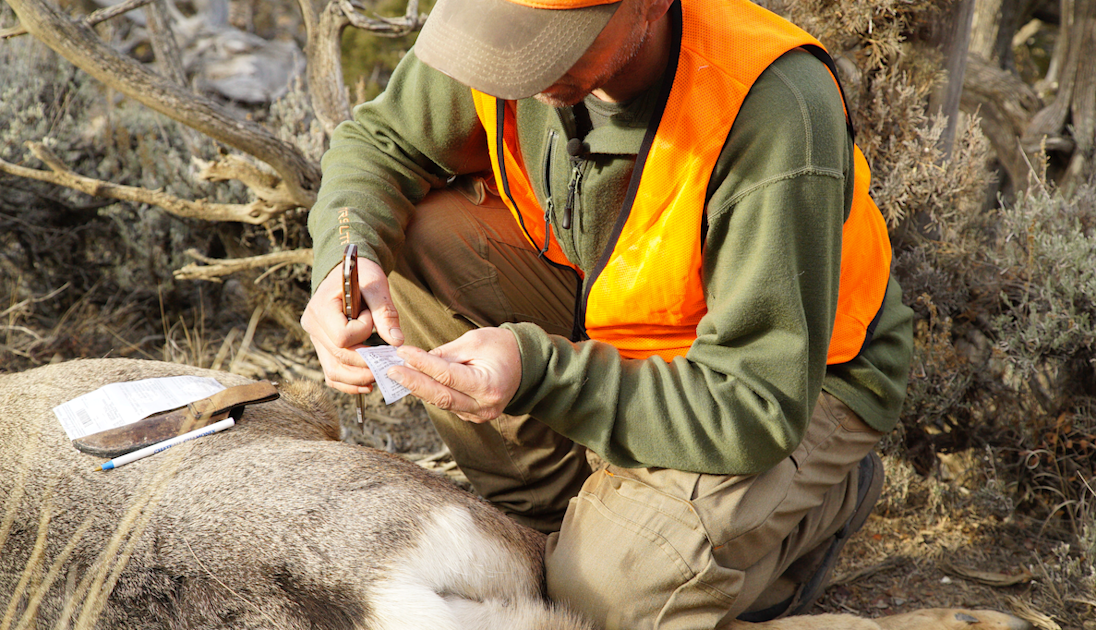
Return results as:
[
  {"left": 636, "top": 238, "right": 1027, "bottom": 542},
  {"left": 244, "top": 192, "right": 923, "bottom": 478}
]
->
[{"left": 471, "top": 0, "right": 891, "bottom": 364}]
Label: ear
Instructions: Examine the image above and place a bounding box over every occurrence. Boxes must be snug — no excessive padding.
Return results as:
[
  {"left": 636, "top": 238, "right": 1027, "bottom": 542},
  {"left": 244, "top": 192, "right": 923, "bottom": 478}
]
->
[{"left": 644, "top": 0, "right": 675, "bottom": 22}]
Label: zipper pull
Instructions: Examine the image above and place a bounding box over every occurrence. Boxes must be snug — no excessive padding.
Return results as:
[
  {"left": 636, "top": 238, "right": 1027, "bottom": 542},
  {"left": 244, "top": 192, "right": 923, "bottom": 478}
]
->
[
  {"left": 540, "top": 198, "right": 553, "bottom": 256},
  {"left": 564, "top": 139, "right": 586, "bottom": 231}
]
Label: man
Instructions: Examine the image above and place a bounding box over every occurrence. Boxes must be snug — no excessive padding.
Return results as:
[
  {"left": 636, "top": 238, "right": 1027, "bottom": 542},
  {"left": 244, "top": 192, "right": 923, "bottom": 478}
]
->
[{"left": 301, "top": 0, "right": 914, "bottom": 626}]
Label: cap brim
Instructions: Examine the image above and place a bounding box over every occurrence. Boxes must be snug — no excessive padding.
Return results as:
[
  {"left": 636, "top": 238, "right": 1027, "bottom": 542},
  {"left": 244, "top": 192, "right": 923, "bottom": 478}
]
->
[{"left": 414, "top": 0, "right": 620, "bottom": 100}]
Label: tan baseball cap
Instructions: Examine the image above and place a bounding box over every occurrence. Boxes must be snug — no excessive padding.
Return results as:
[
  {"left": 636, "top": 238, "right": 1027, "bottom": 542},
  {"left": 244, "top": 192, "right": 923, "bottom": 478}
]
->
[{"left": 414, "top": 0, "right": 621, "bottom": 100}]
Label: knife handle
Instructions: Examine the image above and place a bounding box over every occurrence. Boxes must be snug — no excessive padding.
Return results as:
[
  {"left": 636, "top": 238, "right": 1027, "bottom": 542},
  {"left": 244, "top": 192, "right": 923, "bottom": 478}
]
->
[
  {"left": 343, "top": 244, "right": 361, "bottom": 321},
  {"left": 342, "top": 244, "right": 366, "bottom": 424}
]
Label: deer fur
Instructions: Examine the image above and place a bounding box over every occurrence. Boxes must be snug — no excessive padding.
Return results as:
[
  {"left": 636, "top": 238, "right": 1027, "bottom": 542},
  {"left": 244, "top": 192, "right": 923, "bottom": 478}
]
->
[{"left": 1, "top": 359, "right": 1032, "bottom": 630}]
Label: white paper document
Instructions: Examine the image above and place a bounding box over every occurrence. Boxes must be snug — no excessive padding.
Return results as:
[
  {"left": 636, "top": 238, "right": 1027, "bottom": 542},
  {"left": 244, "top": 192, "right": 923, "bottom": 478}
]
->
[
  {"left": 356, "top": 345, "right": 411, "bottom": 405},
  {"left": 54, "top": 376, "right": 226, "bottom": 440}
]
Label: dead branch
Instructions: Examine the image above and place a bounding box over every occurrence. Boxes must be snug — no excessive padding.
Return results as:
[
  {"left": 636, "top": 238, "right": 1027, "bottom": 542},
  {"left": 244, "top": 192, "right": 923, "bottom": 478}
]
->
[
  {"left": 0, "top": 142, "right": 281, "bottom": 224},
  {"left": 194, "top": 155, "right": 285, "bottom": 199},
  {"left": 299, "top": 0, "right": 427, "bottom": 137},
  {"left": 143, "top": 0, "right": 186, "bottom": 87},
  {"left": 173, "top": 248, "right": 314, "bottom": 282},
  {"left": 6, "top": 0, "right": 321, "bottom": 207},
  {"left": 961, "top": 54, "right": 1044, "bottom": 191},
  {"left": 191, "top": 154, "right": 303, "bottom": 217},
  {"left": 1023, "top": 0, "right": 1096, "bottom": 190},
  {"left": 340, "top": 0, "right": 425, "bottom": 36},
  {"left": 927, "top": 0, "right": 975, "bottom": 159},
  {"left": 307, "top": 1, "right": 352, "bottom": 136},
  {"left": 0, "top": 284, "right": 70, "bottom": 320},
  {"left": 1, "top": 0, "right": 153, "bottom": 39}
]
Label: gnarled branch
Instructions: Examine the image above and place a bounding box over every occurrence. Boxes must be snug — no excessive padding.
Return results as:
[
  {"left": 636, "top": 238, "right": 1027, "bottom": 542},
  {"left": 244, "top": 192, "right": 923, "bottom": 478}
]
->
[
  {"left": 1, "top": 0, "right": 154, "bottom": 39},
  {"left": 340, "top": 0, "right": 425, "bottom": 37},
  {"left": 961, "top": 54, "right": 1044, "bottom": 191},
  {"left": 6, "top": 0, "right": 321, "bottom": 208},
  {"left": 302, "top": 0, "right": 352, "bottom": 137},
  {"left": 0, "top": 142, "right": 282, "bottom": 224},
  {"left": 299, "top": 0, "right": 426, "bottom": 137}
]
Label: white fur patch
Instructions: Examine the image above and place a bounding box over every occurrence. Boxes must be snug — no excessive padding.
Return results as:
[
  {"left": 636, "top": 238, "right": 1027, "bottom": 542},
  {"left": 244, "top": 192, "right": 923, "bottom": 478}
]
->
[{"left": 367, "top": 505, "right": 540, "bottom": 630}]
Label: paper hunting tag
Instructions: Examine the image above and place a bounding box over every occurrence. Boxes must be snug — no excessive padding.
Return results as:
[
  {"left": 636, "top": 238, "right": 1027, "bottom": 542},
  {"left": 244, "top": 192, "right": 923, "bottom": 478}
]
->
[
  {"left": 356, "top": 346, "right": 411, "bottom": 405},
  {"left": 53, "top": 376, "right": 226, "bottom": 440}
]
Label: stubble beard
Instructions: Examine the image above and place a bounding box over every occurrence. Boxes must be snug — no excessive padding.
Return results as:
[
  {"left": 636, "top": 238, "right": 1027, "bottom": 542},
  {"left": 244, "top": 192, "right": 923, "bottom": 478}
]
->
[{"left": 533, "top": 26, "right": 650, "bottom": 108}]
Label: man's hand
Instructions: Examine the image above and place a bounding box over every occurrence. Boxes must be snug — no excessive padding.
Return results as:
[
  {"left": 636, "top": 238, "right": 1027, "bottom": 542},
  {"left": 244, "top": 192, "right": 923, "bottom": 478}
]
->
[
  {"left": 300, "top": 258, "right": 404, "bottom": 395},
  {"left": 387, "top": 328, "right": 521, "bottom": 424}
]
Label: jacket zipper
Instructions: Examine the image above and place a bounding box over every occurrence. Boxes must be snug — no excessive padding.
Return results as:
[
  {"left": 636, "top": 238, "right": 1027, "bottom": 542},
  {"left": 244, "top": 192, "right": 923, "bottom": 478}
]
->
[
  {"left": 563, "top": 159, "right": 583, "bottom": 231},
  {"left": 572, "top": 0, "right": 681, "bottom": 342},
  {"left": 540, "top": 130, "right": 557, "bottom": 256}
]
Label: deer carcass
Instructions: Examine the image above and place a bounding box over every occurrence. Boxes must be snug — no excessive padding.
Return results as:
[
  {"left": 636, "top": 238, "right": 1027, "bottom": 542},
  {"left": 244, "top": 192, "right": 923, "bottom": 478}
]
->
[
  {"left": 0, "top": 358, "right": 589, "bottom": 630},
  {"left": 0, "top": 358, "right": 1032, "bottom": 630}
]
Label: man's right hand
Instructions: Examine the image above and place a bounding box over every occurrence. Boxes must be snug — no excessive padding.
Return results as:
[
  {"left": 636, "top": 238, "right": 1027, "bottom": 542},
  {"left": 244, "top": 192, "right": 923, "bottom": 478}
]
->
[{"left": 301, "top": 257, "right": 404, "bottom": 395}]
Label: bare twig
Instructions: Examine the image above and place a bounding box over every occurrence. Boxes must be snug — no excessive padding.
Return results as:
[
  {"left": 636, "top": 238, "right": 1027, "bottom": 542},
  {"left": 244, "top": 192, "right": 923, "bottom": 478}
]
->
[
  {"left": 828, "top": 556, "right": 907, "bottom": 587},
  {"left": 1, "top": 0, "right": 154, "bottom": 40},
  {"left": 412, "top": 446, "right": 452, "bottom": 463},
  {"left": 1005, "top": 595, "right": 1062, "bottom": 630},
  {"left": 304, "top": 1, "right": 351, "bottom": 135},
  {"left": 173, "top": 249, "right": 314, "bottom": 282},
  {"left": 299, "top": 0, "right": 426, "bottom": 136},
  {"left": 340, "top": 0, "right": 426, "bottom": 37},
  {"left": 210, "top": 327, "right": 241, "bottom": 372},
  {"left": 0, "top": 143, "right": 282, "bottom": 224},
  {"left": 359, "top": 409, "right": 407, "bottom": 426},
  {"left": 142, "top": 0, "right": 186, "bottom": 87},
  {"left": 0, "top": 283, "right": 69, "bottom": 319},
  {"left": 192, "top": 155, "right": 299, "bottom": 212},
  {"left": 229, "top": 306, "right": 264, "bottom": 375}
]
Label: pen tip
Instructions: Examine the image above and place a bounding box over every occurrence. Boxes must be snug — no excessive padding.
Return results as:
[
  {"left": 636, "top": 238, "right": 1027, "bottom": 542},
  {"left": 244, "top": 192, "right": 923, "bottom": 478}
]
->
[{"left": 93, "top": 465, "right": 102, "bottom": 471}]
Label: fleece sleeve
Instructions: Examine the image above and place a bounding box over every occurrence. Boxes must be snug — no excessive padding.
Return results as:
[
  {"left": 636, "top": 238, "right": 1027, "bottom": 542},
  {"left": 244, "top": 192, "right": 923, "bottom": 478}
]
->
[{"left": 308, "top": 51, "right": 492, "bottom": 291}]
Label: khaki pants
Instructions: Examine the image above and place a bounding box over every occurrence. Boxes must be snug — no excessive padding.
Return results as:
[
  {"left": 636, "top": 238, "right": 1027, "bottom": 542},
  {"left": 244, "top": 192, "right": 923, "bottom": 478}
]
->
[{"left": 389, "top": 185, "right": 883, "bottom": 628}]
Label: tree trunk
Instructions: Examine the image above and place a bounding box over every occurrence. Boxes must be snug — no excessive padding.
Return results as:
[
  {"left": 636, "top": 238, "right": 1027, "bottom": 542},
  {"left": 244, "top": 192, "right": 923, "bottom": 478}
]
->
[
  {"left": 961, "top": 54, "right": 1044, "bottom": 189},
  {"left": 929, "top": 0, "right": 977, "bottom": 159}
]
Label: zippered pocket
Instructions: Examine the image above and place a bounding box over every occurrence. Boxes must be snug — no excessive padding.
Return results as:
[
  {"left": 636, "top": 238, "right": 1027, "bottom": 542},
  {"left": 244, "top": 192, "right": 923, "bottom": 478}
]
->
[{"left": 538, "top": 129, "right": 558, "bottom": 255}]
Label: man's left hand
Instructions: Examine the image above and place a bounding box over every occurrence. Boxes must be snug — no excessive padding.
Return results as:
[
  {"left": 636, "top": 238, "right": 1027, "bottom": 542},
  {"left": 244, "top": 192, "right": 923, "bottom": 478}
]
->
[{"left": 388, "top": 327, "right": 521, "bottom": 424}]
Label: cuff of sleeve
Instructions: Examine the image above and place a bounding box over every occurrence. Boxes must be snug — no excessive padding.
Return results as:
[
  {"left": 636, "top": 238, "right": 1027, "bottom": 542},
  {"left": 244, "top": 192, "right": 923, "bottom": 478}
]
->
[{"left": 500, "top": 322, "right": 553, "bottom": 415}]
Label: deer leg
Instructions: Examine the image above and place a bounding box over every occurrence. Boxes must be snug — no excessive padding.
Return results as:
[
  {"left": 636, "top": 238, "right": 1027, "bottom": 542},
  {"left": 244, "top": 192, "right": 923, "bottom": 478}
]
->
[{"left": 875, "top": 608, "right": 1033, "bottom": 630}]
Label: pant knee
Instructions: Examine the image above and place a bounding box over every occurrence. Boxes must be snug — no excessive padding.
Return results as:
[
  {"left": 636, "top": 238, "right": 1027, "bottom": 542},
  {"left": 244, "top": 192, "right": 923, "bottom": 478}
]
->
[{"left": 546, "top": 471, "right": 743, "bottom": 630}]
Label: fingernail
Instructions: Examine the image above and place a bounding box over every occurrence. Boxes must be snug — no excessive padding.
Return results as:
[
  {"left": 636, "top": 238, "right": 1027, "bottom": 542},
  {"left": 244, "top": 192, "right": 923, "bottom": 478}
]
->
[
  {"left": 386, "top": 369, "right": 403, "bottom": 385},
  {"left": 390, "top": 327, "right": 404, "bottom": 344}
]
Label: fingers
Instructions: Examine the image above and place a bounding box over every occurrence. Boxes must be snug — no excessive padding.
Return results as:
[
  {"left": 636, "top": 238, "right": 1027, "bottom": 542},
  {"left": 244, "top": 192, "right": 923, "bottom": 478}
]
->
[
  {"left": 387, "top": 347, "right": 488, "bottom": 423},
  {"left": 396, "top": 346, "right": 480, "bottom": 398},
  {"left": 303, "top": 263, "right": 372, "bottom": 350},
  {"left": 356, "top": 258, "right": 404, "bottom": 347},
  {"left": 313, "top": 342, "right": 376, "bottom": 395},
  {"left": 301, "top": 262, "right": 382, "bottom": 394},
  {"left": 386, "top": 329, "right": 522, "bottom": 423}
]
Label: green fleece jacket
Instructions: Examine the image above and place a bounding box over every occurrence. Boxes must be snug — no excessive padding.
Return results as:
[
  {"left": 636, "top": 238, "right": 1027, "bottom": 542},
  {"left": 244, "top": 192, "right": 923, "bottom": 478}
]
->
[{"left": 309, "top": 42, "right": 914, "bottom": 475}]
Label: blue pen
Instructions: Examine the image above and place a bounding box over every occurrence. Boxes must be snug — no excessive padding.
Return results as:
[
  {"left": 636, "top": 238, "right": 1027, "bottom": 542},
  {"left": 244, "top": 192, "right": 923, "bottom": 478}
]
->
[{"left": 95, "top": 418, "right": 235, "bottom": 471}]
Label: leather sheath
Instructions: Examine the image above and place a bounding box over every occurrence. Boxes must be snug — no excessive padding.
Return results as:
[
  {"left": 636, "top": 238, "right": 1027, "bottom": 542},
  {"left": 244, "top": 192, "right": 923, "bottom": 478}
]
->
[{"left": 72, "top": 381, "right": 279, "bottom": 458}]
